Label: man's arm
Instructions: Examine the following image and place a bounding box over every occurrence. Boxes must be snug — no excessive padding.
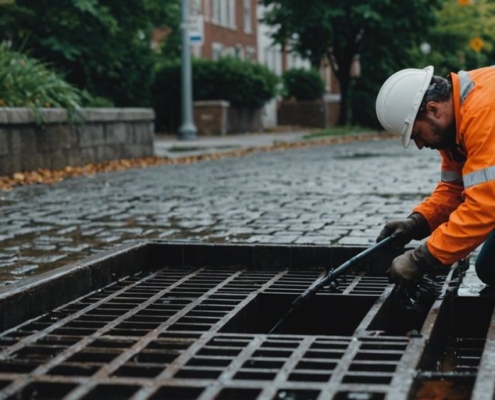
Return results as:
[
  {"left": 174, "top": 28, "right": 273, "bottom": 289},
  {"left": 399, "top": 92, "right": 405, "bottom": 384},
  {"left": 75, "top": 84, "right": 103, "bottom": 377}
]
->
[
  {"left": 413, "top": 153, "right": 464, "bottom": 232},
  {"left": 425, "top": 106, "right": 495, "bottom": 264}
]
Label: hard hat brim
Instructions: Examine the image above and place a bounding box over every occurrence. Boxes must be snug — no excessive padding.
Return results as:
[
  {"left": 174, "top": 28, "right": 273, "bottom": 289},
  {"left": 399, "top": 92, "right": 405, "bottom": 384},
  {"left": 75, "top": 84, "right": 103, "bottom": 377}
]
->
[{"left": 402, "top": 65, "right": 434, "bottom": 148}]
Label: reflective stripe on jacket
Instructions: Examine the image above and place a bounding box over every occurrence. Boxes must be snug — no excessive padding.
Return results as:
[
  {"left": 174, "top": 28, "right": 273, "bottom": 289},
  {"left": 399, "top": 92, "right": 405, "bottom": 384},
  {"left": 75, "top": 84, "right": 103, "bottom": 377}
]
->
[{"left": 413, "top": 66, "right": 495, "bottom": 265}]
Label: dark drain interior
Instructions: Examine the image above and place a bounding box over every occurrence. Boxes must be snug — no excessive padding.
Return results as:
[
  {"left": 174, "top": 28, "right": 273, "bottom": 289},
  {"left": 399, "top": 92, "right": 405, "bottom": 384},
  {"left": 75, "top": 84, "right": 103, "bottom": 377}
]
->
[
  {"left": 410, "top": 296, "right": 495, "bottom": 400},
  {"left": 220, "top": 293, "right": 377, "bottom": 335}
]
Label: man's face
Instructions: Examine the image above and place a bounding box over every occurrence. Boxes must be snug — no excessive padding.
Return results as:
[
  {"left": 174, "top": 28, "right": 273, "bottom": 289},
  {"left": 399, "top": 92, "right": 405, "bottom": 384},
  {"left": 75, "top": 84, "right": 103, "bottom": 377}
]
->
[{"left": 411, "top": 116, "right": 456, "bottom": 150}]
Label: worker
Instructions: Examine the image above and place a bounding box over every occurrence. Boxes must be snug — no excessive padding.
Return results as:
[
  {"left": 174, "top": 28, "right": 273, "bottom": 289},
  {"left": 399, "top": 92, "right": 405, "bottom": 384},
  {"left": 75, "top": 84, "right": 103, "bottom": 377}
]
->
[{"left": 375, "top": 65, "right": 495, "bottom": 288}]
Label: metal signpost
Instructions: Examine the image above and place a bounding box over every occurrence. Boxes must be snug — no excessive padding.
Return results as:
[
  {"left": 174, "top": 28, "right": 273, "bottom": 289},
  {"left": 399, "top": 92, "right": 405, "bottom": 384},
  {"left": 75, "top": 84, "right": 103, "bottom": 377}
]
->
[{"left": 179, "top": 0, "right": 198, "bottom": 140}]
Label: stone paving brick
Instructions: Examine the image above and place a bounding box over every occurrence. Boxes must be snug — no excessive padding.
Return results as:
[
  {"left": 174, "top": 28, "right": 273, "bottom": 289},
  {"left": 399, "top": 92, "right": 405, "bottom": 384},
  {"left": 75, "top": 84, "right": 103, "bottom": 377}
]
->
[{"left": 0, "top": 138, "right": 443, "bottom": 285}]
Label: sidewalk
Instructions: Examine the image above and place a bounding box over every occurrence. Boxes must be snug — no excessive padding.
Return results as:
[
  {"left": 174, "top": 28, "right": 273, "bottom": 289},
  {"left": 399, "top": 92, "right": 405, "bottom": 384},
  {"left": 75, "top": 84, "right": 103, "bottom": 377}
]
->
[{"left": 154, "top": 131, "right": 312, "bottom": 158}]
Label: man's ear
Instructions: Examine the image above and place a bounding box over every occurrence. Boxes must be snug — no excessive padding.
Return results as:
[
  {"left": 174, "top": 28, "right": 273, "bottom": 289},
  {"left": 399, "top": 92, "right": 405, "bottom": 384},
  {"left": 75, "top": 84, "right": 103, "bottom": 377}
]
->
[{"left": 426, "top": 102, "right": 441, "bottom": 118}]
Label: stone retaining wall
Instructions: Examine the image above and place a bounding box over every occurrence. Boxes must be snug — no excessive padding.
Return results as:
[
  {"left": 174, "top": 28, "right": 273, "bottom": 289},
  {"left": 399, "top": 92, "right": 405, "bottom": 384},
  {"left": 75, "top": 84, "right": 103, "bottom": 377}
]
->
[
  {"left": 278, "top": 99, "right": 340, "bottom": 129},
  {"left": 0, "top": 108, "right": 155, "bottom": 176},
  {"left": 193, "top": 102, "right": 263, "bottom": 135}
]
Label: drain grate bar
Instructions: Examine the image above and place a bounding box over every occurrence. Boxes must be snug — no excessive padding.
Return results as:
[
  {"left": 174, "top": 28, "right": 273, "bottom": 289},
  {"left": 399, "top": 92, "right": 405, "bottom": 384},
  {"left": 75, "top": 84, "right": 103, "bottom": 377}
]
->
[
  {"left": 130, "top": 271, "right": 289, "bottom": 399},
  {"left": 0, "top": 268, "right": 205, "bottom": 397},
  {"left": 0, "top": 270, "right": 193, "bottom": 360},
  {"left": 58, "top": 270, "right": 249, "bottom": 399},
  {"left": 0, "top": 242, "right": 485, "bottom": 399}
]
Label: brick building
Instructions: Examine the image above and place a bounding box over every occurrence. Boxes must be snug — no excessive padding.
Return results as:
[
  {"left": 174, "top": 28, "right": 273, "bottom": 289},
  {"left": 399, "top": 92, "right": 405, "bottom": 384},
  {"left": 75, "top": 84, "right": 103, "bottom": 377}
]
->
[
  {"left": 156, "top": 1, "right": 348, "bottom": 132},
  {"left": 190, "top": 0, "right": 258, "bottom": 61}
]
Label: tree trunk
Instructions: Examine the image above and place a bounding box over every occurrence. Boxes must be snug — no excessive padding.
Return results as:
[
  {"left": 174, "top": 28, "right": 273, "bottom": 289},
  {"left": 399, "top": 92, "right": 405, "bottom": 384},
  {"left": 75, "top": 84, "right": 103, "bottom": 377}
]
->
[{"left": 335, "top": 60, "right": 352, "bottom": 126}]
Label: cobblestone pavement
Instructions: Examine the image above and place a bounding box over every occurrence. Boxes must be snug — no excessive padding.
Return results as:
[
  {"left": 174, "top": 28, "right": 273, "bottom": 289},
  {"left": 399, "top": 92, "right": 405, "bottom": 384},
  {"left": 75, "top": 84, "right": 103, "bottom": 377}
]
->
[{"left": 0, "top": 137, "right": 443, "bottom": 285}]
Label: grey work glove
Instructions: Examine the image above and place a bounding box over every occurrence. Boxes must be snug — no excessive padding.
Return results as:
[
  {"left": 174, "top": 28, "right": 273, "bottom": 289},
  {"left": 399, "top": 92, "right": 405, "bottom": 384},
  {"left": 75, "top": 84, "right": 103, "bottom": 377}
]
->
[
  {"left": 389, "top": 243, "right": 441, "bottom": 285},
  {"left": 376, "top": 213, "right": 430, "bottom": 248}
]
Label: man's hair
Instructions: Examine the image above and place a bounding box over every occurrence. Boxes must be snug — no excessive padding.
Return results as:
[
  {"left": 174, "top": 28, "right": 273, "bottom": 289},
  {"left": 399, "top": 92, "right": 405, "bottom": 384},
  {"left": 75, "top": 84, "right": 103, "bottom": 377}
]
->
[{"left": 416, "top": 75, "right": 452, "bottom": 120}]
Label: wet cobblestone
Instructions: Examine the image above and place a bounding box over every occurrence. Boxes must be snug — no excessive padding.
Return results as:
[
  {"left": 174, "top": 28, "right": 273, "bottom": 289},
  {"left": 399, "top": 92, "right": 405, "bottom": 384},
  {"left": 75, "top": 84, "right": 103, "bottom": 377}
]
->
[{"left": 0, "top": 138, "right": 441, "bottom": 285}]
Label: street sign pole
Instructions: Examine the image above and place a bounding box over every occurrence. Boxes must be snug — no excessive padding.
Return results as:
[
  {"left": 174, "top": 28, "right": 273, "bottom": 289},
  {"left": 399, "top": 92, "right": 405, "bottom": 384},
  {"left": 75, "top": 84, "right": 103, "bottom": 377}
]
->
[{"left": 179, "top": 0, "right": 197, "bottom": 140}]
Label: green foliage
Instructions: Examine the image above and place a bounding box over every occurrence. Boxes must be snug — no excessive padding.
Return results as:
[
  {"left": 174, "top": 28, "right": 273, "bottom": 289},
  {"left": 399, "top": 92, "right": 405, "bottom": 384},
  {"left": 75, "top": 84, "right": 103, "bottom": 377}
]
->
[
  {"left": 282, "top": 68, "right": 325, "bottom": 101},
  {"left": 151, "top": 59, "right": 181, "bottom": 133},
  {"left": 261, "top": 0, "right": 443, "bottom": 126},
  {"left": 158, "top": 1, "right": 182, "bottom": 58},
  {"left": 194, "top": 57, "right": 280, "bottom": 108},
  {"left": 0, "top": 45, "right": 83, "bottom": 118},
  {"left": 413, "top": 0, "right": 495, "bottom": 75},
  {"left": 0, "top": 0, "right": 177, "bottom": 107},
  {"left": 152, "top": 57, "right": 280, "bottom": 132}
]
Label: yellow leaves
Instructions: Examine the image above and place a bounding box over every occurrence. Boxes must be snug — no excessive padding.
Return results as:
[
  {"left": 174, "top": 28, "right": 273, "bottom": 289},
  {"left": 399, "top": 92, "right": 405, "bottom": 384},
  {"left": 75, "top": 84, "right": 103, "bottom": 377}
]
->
[
  {"left": 0, "top": 133, "right": 394, "bottom": 192},
  {"left": 0, "top": 99, "right": 6, "bottom": 106},
  {"left": 12, "top": 172, "right": 25, "bottom": 181},
  {"left": 469, "top": 36, "right": 484, "bottom": 52}
]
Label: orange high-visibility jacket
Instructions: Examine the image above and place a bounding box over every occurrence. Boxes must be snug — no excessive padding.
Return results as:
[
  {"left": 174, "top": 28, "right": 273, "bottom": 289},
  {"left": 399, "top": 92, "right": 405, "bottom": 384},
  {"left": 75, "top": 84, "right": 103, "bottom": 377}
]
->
[{"left": 413, "top": 66, "right": 495, "bottom": 265}]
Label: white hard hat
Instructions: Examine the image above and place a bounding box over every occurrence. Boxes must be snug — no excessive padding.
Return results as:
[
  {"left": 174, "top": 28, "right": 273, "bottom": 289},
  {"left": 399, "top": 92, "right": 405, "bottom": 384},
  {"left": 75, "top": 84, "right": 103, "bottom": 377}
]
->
[{"left": 375, "top": 66, "right": 434, "bottom": 148}]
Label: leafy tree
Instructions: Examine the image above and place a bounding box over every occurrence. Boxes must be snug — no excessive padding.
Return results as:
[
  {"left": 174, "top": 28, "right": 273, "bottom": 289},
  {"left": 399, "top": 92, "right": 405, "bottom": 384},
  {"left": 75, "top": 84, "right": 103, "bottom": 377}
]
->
[
  {"left": 158, "top": 0, "right": 182, "bottom": 59},
  {"left": 261, "top": 0, "right": 442, "bottom": 126},
  {"left": 0, "top": 0, "right": 179, "bottom": 106},
  {"left": 416, "top": 0, "right": 495, "bottom": 77}
]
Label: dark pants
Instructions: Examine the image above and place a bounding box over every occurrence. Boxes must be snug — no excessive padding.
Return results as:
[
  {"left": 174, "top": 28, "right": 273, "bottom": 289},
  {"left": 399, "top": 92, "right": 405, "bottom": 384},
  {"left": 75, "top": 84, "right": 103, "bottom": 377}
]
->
[{"left": 475, "top": 229, "right": 495, "bottom": 286}]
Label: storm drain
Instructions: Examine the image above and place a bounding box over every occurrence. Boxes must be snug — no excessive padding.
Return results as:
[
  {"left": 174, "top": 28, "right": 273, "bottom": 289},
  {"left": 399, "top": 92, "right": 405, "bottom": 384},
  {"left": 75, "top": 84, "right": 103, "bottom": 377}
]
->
[{"left": 0, "top": 242, "right": 491, "bottom": 400}]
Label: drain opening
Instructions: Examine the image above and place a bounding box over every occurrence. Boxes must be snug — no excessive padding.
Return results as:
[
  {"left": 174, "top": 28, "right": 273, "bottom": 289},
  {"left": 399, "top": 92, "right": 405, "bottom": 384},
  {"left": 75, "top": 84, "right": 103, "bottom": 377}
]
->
[
  {"left": 79, "top": 384, "right": 141, "bottom": 400},
  {"left": 410, "top": 376, "right": 475, "bottom": 400},
  {"left": 5, "top": 382, "right": 77, "bottom": 400},
  {"left": 411, "top": 296, "right": 495, "bottom": 400},
  {"left": 148, "top": 386, "right": 205, "bottom": 400},
  {"left": 334, "top": 391, "right": 385, "bottom": 400},
  {"left": 216, "top": 388, "right": 261, "bottom": 400},
  {"left": 220, "top": 294, "right": 377, "bottom": 335},
  {"left": 274, "top": 389, "right": 320, "bottom": 400}
]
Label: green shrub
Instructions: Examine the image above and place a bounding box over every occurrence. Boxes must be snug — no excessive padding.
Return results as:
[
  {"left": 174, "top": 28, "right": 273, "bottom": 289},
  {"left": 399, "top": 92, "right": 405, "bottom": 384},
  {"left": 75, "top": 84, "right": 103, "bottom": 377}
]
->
[
  {"left": 151, "top": 59, "right": 182, "bottom": 133},
  {"left": 282, "top": 68, "right": 325, "bottom": 101},
  {"left": 152, "top": 57, "right": 280, "bottom": 132},
  {"left": 0, "top": 0, "right": 170, "bottom": 108},
  {"left": 0, "top": 45, "right": 83, "bottom": 113},
  {"left": 193, "top": 57, "right": 279, "bottom": 109}
]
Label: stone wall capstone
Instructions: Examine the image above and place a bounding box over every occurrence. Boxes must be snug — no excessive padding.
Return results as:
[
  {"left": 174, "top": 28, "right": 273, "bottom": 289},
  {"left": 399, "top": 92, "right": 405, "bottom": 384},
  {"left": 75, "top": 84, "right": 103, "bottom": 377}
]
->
[{"left": 0, "top": 108, "right": 155, "bottom": 176}]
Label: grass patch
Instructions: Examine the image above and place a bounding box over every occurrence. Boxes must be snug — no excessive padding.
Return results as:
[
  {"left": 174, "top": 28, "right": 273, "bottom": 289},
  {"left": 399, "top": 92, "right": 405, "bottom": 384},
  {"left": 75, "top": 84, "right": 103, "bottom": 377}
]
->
[
  {"left": 168, "top": 144, "right": 239, "bottom": 153},
  {"left": 303, "top": 125, "right": 371, "bottom": 140},
  {"left": 168, "top": 146, "right": 202, "bottom": 152}
]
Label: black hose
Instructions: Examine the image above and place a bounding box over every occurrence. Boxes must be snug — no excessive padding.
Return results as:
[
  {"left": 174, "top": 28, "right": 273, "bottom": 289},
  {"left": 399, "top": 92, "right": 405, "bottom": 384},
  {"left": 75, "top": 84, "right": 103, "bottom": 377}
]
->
[{"left": 269, "top": 234, "right": 397, "bottom": 334}]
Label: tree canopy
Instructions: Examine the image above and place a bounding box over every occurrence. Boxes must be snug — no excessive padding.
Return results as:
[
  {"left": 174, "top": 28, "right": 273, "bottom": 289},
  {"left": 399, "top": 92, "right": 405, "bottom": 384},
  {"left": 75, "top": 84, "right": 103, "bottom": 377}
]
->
[
  {"left": 261, "top": 0, "right": 443, "bottom": 126},
  {"left": 418, "top": 0, "right": 495, "bottom": 76},
  {"left": 0, "top": 0, "right": 180, "bottom": 106}
]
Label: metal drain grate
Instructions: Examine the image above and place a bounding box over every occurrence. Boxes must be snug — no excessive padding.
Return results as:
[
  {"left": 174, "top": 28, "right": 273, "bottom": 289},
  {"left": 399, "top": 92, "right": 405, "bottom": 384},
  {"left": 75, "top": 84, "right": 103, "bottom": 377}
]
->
[{"left": 0, "top": 242, "right": 491, "bottom": 400}]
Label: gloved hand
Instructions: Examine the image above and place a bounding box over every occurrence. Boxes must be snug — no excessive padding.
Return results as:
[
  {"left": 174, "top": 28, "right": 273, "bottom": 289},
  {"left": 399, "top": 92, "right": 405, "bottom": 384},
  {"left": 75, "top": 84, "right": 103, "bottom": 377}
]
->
[
  {"left": 389, "top": 243, "right": 441, "bottom": 285},
  {"left": 377, "top": 213, "right": 430, "bottom": 248}
]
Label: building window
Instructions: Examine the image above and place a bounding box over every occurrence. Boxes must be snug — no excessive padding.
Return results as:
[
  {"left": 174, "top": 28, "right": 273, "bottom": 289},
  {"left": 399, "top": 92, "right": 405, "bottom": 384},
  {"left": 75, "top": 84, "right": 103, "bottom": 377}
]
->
[
  {"left": 210, "top": 0, "right": 237, "bottom": 29},
  {"left": 220, "top": 0, "right": 228, "bottom": 26},
  {"left": 235, "top": 44, "right": 244, "bottom": 59},
  {"left": 246, "top": 46, "right": 256, "bottom": 60},
  {"left": 224, "top": 47, "right": 235, "bottom": 57},
  {"left": 243, "top": 0, "right": 252, "bottom": 33},
  {"left": 212, "top": 0, "right": 234, "bottom": 28},
  {"left": 204, "top": 0, "right": 211, "bottom": 21},
  {"left": 212, "top": 42, "right": 223, "bottom": 61},
  {"left": 228, "top": 1, "right": 236, "bottom": 28},
  {"left": 212, "top": 0, "right": 220, "bottom": 23},
  {"left": 191, "top": 0, "right": 201, "bottom": 15}
]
